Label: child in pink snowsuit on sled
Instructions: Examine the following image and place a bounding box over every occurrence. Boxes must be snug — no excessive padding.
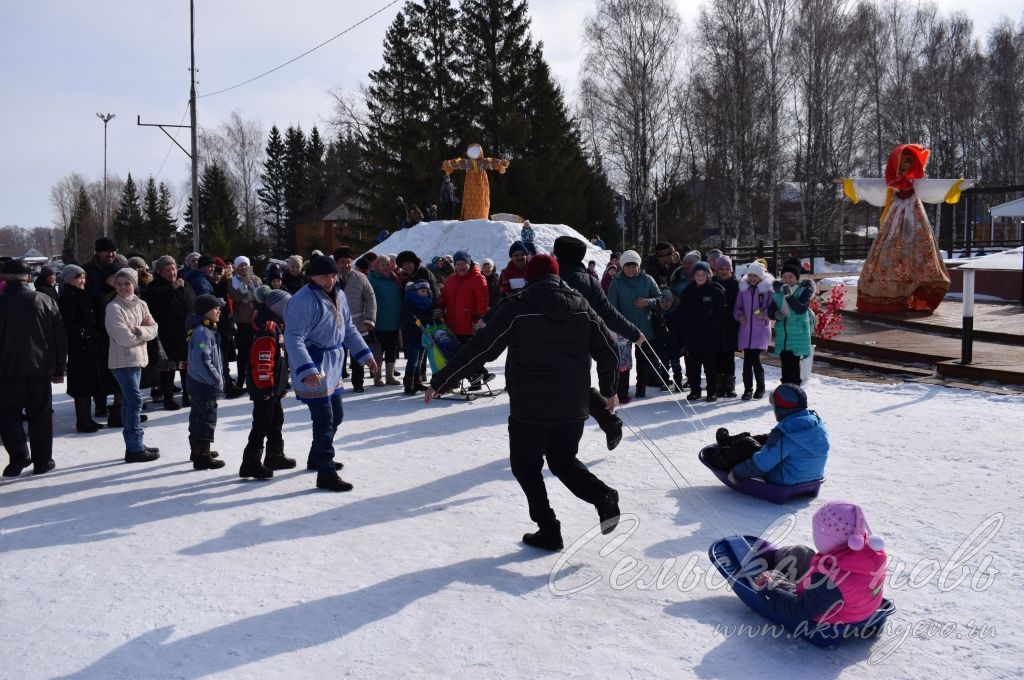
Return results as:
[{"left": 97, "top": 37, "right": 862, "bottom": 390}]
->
[{"left": 754, "top": 501, "right": 888, "bottom": 625}]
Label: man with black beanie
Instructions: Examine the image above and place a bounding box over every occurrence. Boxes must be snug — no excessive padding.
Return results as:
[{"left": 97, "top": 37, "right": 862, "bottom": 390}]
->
[
  {"left": 84, "top": 237, "right": 118, "bottom": 300},
  {"left": 425, "top": 254, "right": 622, "bottom": 551},
  {"left": 552, "top": 235, "right": 646, "bottom": 451}
]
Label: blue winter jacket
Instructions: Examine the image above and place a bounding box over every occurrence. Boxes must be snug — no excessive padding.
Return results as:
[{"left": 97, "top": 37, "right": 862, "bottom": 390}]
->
[
  {"left": 185, "top": 268, "right": 215, "bottom": 298},
  {"left": 608, "top": 270, "right": 661, "bottom": 338},
  {"left": 284, "top": 282, "right": 371, "bottom": 403},
  {"left": 368, "top": 270, "right": 402, "bottom": 332},
  {"left": 185, "top": 314, "right": 224, "bottom": 389},
  {"left": 731, "top": 409, "right": 829, "bottom": 485}
]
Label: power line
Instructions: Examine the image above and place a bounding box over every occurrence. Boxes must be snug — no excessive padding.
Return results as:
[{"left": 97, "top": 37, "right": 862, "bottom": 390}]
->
[{"left": 198, "top": 0, "right": 401, "bottom": 99}]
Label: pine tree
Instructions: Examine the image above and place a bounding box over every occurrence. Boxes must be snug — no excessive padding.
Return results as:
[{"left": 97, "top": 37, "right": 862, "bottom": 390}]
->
[
  {"left": 407, "top": 0, "right": 470, "bottom": 196},
  {"left": 111, "top": 173, "right": 144, "bottom": 252},
  {"left": 361, "top": 9, "right": 427, "bottom": 226},
  {"left": 156, "top": 182, "right": 177, "bottom": 256},
  {"left": 283, "top": 125, "right": 307, "bottom": 221},
  {"left": 199, "top": 162, "right": 240, "bottom": 251},
  {"left": 142, "top": 177, "right": 161, "bottom": 256},
  {"left": 460, "top": 0, "right": 534, "bottom": 155},
  {"left": 64, "top": 185, "right": 93, "bottom": 263},
  {"left": 305, "top": 126, "right": 329, "bottom": 216},
  {"left": 258, "top": 125, "right": 288, "bottom": 254}
]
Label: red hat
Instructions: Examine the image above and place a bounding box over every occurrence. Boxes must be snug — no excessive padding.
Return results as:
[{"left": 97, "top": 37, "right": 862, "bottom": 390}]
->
[
  {"left": 212, "top": 256, "right": 227, "bottom": 268},
  {"left": 524, "top": 253, "right": 559, "bottom": 283}
]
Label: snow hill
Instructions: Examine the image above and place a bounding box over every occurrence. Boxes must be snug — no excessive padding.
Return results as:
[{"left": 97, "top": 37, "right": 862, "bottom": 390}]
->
[{"left": 375, "top": 219, "right": 611, "bottom": 270}]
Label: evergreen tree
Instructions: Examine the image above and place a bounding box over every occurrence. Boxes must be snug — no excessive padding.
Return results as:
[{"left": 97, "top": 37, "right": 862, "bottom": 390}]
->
[
  {"left": 305, "top": 126, "right": 329, "bottom": 216},
  {"left": 283, "top": 125, "right": 307, "bottom": 222},
  {"left": 179, "top": 198, "right": 195, "bottom": 254},
  {"left": 199, "top": 162, "right": 240, "bottom": 249},
  {"left": 361, "top": 9, "right": 427, "bottom": 226},
  {"left": 156, "top": 182, "right": 177, "bottom": 256},
  {"left": 407, "top": 0, "right": 470, "bottom": 197},
  {"left": 258, "top": 125, "right": 288, "bottom": 254},
  {"left": 142, "top": 177, "right": 161, "bottom": 255},
  {"left": 460, "top": 0, "right": 534, "bottom": 155},
  {"left": 63, "top": 185, "right": 93, "bottom": 263},
  {"left": 111, "top": 173, "right": 144, "bottom": 252}
]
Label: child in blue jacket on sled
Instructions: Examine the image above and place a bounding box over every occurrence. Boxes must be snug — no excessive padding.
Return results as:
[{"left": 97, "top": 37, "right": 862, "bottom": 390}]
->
[{"left": 705, "top": 383, "right": 829, "bottom": 486}]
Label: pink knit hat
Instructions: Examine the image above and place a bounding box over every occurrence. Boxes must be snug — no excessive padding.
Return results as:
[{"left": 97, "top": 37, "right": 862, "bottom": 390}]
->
[{"left": 812, "top": 501, "right": 885, "bottom": 553}]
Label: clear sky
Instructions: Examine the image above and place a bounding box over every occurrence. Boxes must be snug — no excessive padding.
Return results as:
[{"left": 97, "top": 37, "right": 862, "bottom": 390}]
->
[{"left": 2, "top": 0, "right": 1019, "bottom": 229}]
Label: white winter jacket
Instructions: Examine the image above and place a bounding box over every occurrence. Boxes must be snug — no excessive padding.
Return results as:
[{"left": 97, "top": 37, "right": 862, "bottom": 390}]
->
[{"left": 105, "top": 295, "right": 159, "bottom": 369}]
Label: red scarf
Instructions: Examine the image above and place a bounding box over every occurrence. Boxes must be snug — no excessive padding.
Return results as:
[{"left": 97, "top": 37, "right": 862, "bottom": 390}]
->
[{"left": 884, "top": 143, "right": 929, "bottom": 191}]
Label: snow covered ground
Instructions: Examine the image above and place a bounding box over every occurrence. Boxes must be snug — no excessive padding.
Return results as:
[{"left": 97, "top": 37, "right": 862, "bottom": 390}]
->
[{"left": 2, "top": 363, "right": 1021, "bottom": 679}]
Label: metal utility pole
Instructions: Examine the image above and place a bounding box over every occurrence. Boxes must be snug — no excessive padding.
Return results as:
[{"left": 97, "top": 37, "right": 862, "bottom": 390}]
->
[
  {"left": 138, "top": 0, "right": 201, "bottom": 252},
  {"left": 189, "top": 0, "right": 200, "bottom": 253},
  {"left": 96, "top": 112, "right": 115, "bottom": 236}
]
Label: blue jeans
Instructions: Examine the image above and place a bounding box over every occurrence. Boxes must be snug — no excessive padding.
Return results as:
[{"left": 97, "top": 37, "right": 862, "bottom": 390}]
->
[
  {"left": 111, "top": 367, "right": 144, "bottom": 452},
  {"left": 306, "top": 392, "right": 344, "bottom": 474}
]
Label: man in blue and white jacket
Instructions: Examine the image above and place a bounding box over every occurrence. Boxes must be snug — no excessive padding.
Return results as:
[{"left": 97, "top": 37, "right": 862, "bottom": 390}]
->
[{"left": 284, "top": 256, "right": 378, "bottom": 492}]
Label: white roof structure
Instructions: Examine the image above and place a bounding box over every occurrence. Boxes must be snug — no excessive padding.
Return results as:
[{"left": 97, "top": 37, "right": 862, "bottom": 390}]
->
[
  {"left": 990, "top": 197, "right": 1024, "bottom": 218},
  {"left": 957, "top": 246, "right": 1022, "bottom": 271}
]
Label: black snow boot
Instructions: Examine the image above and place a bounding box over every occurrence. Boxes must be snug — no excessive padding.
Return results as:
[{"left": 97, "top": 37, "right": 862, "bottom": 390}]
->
[
  {"left": 597, "top": 489, "right": 621, "bottom": 535},
  {"left": 723, "top": 376, "right": 738, "bottom": 398},
  {"left": 264, "top": 439, "right": 296, "bottom": 471},
  {"left": 741, "top": 386, "right": 754, "bottom": 400},
  {"left": 753, "top": 365, "right": 766, "bottom": 399},
  {"left": 192, "top": 439, "right": 225, "bottom": 470},
  {"left": 522, "top": 520, "right": 563, "bottom": 551},
  {"left": 403, "top": 375, "right": 416, "bottom": 396},
  {"left": 74, "top": 397, "right": 103, "bottom": 433},
  {"left": 316, "top": 471, "right": 354, "bottom": 492},
  {"left": 239, "top": 445, "right": 273, "bottom": 480},
  {"left": 686, "top": 387, "right": 702, "bottom": 401},
  {"left": 106, "top": 407, "right": 122, "bottom": 429}
]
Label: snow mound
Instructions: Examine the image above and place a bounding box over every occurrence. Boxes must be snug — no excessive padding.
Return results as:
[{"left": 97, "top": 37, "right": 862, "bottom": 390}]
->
[{"left": 374, "top": 220, "right": 610, "bottom": 270}]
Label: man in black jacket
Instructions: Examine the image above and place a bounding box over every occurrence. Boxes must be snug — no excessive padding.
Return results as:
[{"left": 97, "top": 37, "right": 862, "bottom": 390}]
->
[
  {"left": 425, "top": 254, "right": 622, "bottom": 551},
  {"left": 0, "top": 259, "right": 68, "bottom": 476},
  {"left": 553, "top": 236, "right": 645, "bottom": 451}
]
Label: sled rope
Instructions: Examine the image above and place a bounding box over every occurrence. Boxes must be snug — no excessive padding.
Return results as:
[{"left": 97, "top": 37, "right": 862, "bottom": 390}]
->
[{"left": 635, "top": 342, "right": 708, "bottom": 433}]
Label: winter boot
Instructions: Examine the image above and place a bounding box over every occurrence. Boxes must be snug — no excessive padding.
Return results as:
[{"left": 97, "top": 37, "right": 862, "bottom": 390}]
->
[
  {"left": 403, "top": 375, "right": 416, "bottom": 396},
  {"left": 160, "top": 372, "right": 181, "bottom": 410},
  {"left": 634, "top": 380, "right": 646, "bottom": 399},
  {"left": 616, "top": 370, "right": 632, "bottom": 405},
  {"left": 724, "top": 375, "right": 738, "bottom": 398},
  {"left": 753, "top": 365, "right": 766, "bottom": 399},
  {"left": 74, "top": 397, "right": 102, "bottom": 433},
  {"left": 673, "top": 371, "right": 684, "bottom": 393},
  {"left": 192, "top": 439, "right": 225, "bottom": 470},
  {"left": 385, "top": 362, "right": 401, "bottom": 386},
  {"left": 94, "top": 396, "right": 108, "bottom": 417},
  {"left": 686, "top": 386, "right": 702, "bottom": 401},
  {"left": 705, "top": 385, "right": 718, "bottom": 403},
  {"left": 596, "top": 489, "right": 621, "bottom": 535},
  {"left": 264, "top": 439, "right": 296, "bottom": 470},
  {"left": 316, "top": 471, "right": 354, "bottom": 492},
  {"left": 741, "top": 386, "right": 754, "bottom": 400},
  {"left": 522, "top": 520, "right": 563, "bottom": 551},
  {"left": 239, "top": 445, "right": 273, "bottom": 480},
  {"left": 106, "top": 407, "right": 123, "bottom": 429}
]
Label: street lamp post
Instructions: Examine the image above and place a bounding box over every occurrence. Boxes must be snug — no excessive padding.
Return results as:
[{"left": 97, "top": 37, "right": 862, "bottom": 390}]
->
[{"left": 96, "top": 113, "right": 116, "bottom": 237}]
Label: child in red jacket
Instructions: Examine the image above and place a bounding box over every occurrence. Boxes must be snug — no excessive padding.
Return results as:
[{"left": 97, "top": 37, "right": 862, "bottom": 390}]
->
[{"left": 754, "top": 501, "right": 887, "bottom": 625}]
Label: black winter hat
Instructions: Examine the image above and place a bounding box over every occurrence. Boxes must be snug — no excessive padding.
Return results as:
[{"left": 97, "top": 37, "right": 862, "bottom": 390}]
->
[
  {"left": 691, "top": 261, "right": 712, "bottom": 277},
  {"left": 1, "top": 259, "right": 31, "bottom": 275},
  {"left": 781, "top": 263, "right": 802, "bottom": 279},
  {"left": 94, "top": 237, "right": 118, "bottom": 253},
  {"left": 195, "top": 294, "right": 221, "bottom": 317},
  {"left": 197, "top": 255, "right": 216, "bottom": 269},
  {"left": 333, "top": 246, "right": 353, "bottom": 260},
  {"left": 654, "top": 242, "right": 675, "bottom": 256},
  {"left": 308, "top": 255, "right": 339, "bottom": 276},
  {"left": 509, "top": 240, "right": 528, "bottom": 257},
  {"left": 396, "top": 250, "right": 421, "bottom": 268},
  {"left": 553, "top": 236, "right": 587, "bottom": 264}
]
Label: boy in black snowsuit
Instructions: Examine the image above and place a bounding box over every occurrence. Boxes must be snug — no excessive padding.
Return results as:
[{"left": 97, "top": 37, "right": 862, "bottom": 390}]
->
[{"left": 240, "top": 287, "right": 297, "bottom": 479}]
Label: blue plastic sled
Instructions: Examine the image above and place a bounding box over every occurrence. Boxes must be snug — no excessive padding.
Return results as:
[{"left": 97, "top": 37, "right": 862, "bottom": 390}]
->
[
  {"left": 698, "top": 445, "right": 824, "bottom": 504},
  {"left": 708, "top": 534, "right": 895, "bottom": 649}
]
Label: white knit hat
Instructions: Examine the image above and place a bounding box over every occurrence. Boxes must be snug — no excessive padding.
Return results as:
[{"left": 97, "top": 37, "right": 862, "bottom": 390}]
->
[
  {"left": 619, "top": 250, "right": 642, "bottom": 268},
  {"left": 746, "top": 262, "right": 766, "bottom": 279},
  {"left": 233, "top": 256, "right": 251, "bottom": 268}
]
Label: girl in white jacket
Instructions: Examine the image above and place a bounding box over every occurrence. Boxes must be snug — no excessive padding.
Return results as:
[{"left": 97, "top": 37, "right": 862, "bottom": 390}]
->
[{"left": 105, "top": 268, "right": 160, "bottom": 462}]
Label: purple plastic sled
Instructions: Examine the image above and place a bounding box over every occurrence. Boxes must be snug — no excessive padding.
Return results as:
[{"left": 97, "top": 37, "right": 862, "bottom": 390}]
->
[{"left": 698, "top": 445, "right": 823, "bottom": 504}]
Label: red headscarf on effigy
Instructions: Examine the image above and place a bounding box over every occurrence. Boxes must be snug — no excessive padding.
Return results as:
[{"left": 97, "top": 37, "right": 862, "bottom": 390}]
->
[{"left": 884, "top": 143, "right": 929, "bottom": 191}]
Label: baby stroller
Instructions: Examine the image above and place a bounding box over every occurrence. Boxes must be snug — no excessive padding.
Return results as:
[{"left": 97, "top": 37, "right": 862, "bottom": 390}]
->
[{"left": 417, "top": 319, "right": 499, "bottom": 401}]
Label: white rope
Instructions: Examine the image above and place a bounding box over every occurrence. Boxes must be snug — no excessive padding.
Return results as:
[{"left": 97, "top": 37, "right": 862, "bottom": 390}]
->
[{"left": 634, "top": 341, "right": 708, "bottom": 434}]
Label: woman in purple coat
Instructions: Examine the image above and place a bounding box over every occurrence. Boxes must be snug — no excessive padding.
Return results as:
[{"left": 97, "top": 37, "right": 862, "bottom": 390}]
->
[{"left": 733, "top": 262, "right": 774, "bottom": 400}]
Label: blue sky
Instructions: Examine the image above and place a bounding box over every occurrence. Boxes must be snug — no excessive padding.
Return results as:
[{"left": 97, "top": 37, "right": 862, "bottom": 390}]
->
[{"left": 2, "top": 0, "right": 1019, "bottom": 229}]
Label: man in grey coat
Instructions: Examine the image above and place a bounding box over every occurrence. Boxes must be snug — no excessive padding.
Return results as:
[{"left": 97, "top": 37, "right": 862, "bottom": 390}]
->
[{"left": 333, "top": 246, "right": 377, "bottom": 393}]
